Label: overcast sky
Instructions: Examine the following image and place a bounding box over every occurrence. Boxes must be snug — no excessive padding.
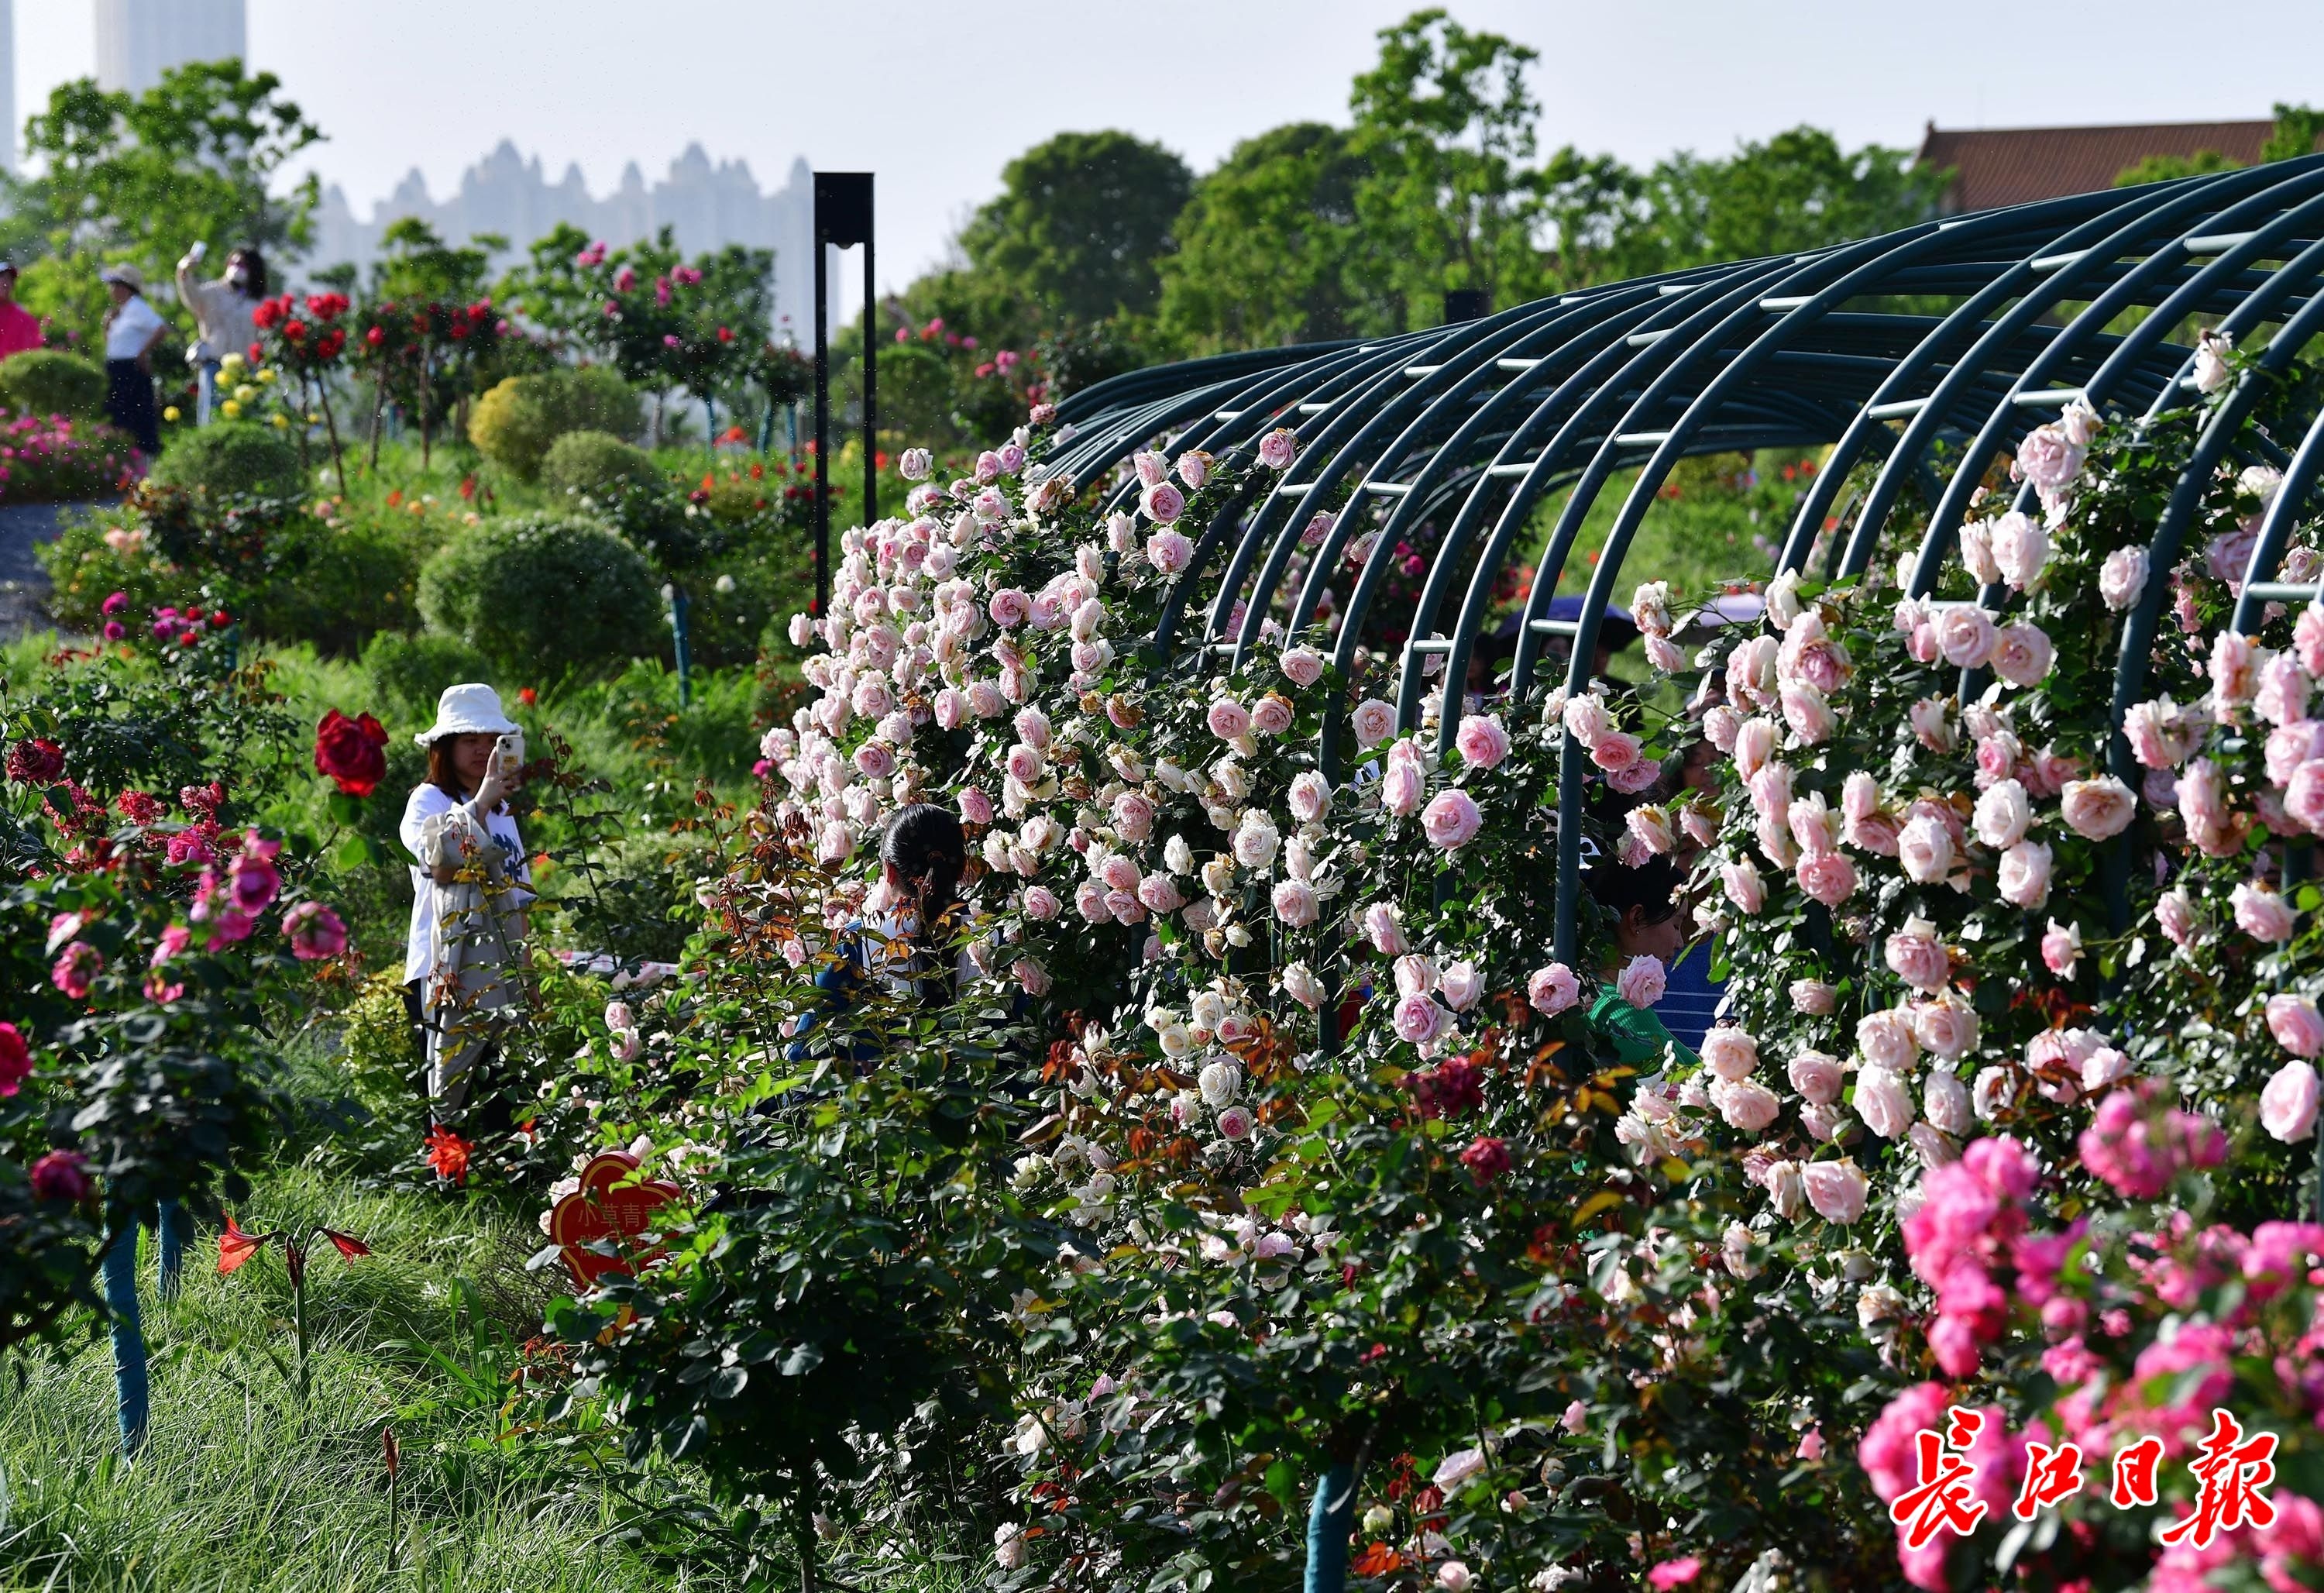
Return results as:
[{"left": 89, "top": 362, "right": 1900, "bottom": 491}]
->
[{"left": 15, "top": 0, "right": 2324, "bottom": 296}]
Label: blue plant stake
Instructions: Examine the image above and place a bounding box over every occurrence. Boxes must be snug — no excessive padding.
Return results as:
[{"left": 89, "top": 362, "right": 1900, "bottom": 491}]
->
[
  {"left": 156, "top": 1197, "right": 189, "bottom": 1299},
  {"left": 101, "top": 1214, "right": 149, "bottom": 1454}
]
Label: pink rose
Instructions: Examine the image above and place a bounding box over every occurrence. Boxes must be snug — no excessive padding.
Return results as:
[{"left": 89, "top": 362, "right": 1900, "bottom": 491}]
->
[
  {"left": 1012, "top": 958, "right": 1050, "bottom": 997},
  {"left": 1789, "top": 979, "right": 1837, "bottom": 1015},
  {"left": 1250, "top": 694, "right": 1297, "bottom": 740},
  {"left": 2300, "top": 604, "right": 2324, "bottom": 675},
  {"left": 2257, "top": 654, "right": 2312, "bottom": 728},
  {"left": 2058, "top": 776, "right": 2136, "bottom": 840},
  {"left": 1591, "top": 732, "right": 1642, "bottom": 772},
  {"left": 1703, "top": 704, "right": 1741, "bottom": 752},
  {"left": 1271, "top": 878, "right": 1318, "bottom": 926},
  {"left": 2015, "top": 420, "right": 2085, "bottom": 494},
  {"left": 2266, "top": 722, "right": 2324, "bottom": 787},
  {"left": 2099, "top": 546, "right": 2149, "bottom": 611},
  {"left": 1075, "top": 880, "right": 1109, "bottom": 922},
  {"left": 283, "top": 900, "right": 348, "bottom": 961},
  {"left": 1528, "top": 962, "right": 1580, "bottom": 1017},
  {"left": 1381, "top": 745, "right": 1425, "bottom": 816},
  {"left": 988, "top": 589, "right": 1030, "bottom": 628},
  {"left": 1857, "top": 1008, "right": 1919, "bottom": 1073},
  {"left": 1628, "top": 806, "right": 1676, "bottom": 855},
  {"left": 1616, "top": 954, "right": 1666, "bottom": 1009},
  {"left": 2235, "top": 879, "right": 2296, "bottom": 942},
  {"left": 2263, "top": 1060, "right": 2321, "bottom": 1143},
  {"left": 1394, "top": 993, "right": 1446, "bottom": 1044},
  {"left": 1141, "top": 481, "right": 1185, "bottom": 523},
  {"left": 1022, "top": 886, "right": 1061, "bottom": 921},
  {"left": 1216, "top": 1104, "right": 1255, "bottom": 1141},
  {"left": 1801, "top": 1158, "right": 1868, "bottom": 1223},
  {"left": 1289, "top": 771, "right": 1332, "bottom": 822},
  {"left": 1147, "top": 530, "right": 1193, "bottom": 573},
  {"left": 1722, "top": 856, "right": 1765, "bottom": 915},
  {"left": 2288, "top": 761, "right": 2324, "bottom": 833},
  {"left": 1796, "top": 850, "right": 1857, "bottom": 906},
  {"left": 1137, "top": 873, "right": 1186, "bottom": 914},
  {"left": 1731, "top": 715, "right": 1778, "bottom": 781},
  {"left": 966, "top": 680, "right": 1006, "bottom": 718},
  {"left": 1563, "top": 692, "right": 1613, "bottom": 748},
  {"left": 1989, "top": 511, "right": 2048, "bottom": 589},
  {"left": 1112, "top": 791, "right": 1154, "bottom": 841},
  {"left": 1257, "top": 428, "right": 1298, "bottom": 470},
  {"left": 2268, "top": 994, "right": 2324, "bottom": 1058},
  {"left": 1897, "top": 813, "right": 1954, "bottom": 884},
  {"left": 2210, "top": 631, "right": 2262, "bottom": 717},
  {"left": 1608, "top": 757, "right": 1661, "bottom": 794},
  {"left": 1206, "top": 699, "right": 1251, "bottom": 741},
  {"left": 1004, "top": 744, "right": 1043, "bottom": 785},
  {"left": 1989, "top": 623, "right": 2054, "bottom": 688},
  {"left": 1717, "top": 1078, "right": 1782, "bottom": 1134},
  {"left": 933, "top": 688, "right": 966, "bottom": 730},
  {"left": 1779, "top": 680, "right": 1836, "bottom": 744},
  {"left": 1885, "top": 924, "right": 1950, "bottom": 992},
  {"left": 1854, "top": 1066, "right": 1914, "bottom": 1139},
  {"left": 1351, "top": 698, "right": 1396, "bottom": 749},
  {"left": 1909, "top": 697, "right": 1955, "bottom": 753},
  {"left": 1934, "top": 605, "right": 1998, "bottom": 668},
  {"left": 2156, "top": 887, "right": 2198, "bottom": 947},
  {"left": 1455, "top": 714, "right": 1510, "bottom": 769},
  {"left": 1439, "top": 961, "right": 1483, "bottom": 1010},
  {"left": 1422, "top": 790, "right": 1483, "bottom": 850},
  {"left": 1280, "top": 648, "right": 1325, "bottom": 687},
  {"left": 1700, "top": 1027, "right": 1758, "bottom": 1081},
  {"left": 2040, "top": 918, "right": 2082, "bottom": 978},
  {"left": 1787, "top": 1050, "right": 1844, "bottom": 1106},
  {"left": 1912, "top": 993, "right": 1980, "bottom": 1061},
  {"left": 960, "top": 787, "right": 995, "bottom": 825},
  {"left": 50, "top": 941, "right": 101, "bottom": 999},
  {"left": 1363, "top": 901, "right": 1408, "bottom": 956}
]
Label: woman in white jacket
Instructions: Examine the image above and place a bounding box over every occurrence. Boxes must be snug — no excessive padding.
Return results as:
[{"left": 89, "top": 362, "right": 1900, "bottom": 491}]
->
[{"left": 400, "top": 684, "right": 533, "bottom": 1123}]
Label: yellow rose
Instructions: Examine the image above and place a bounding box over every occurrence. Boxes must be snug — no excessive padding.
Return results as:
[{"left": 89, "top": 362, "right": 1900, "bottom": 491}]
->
[
  {"left": 270, "top": 413, "right": 289, "bottom": 429},
  {"left": 219, "top": 399, "right": 242, "bottom": 419},
  {"left": 162, "top": 405, "right": 180, "bottom": 422},
  {"left": 232, "top": 384, "right": 256, "bottom": 404},
  {"left": 256, "top": 369, "right": 277, "bottom": 385},
  {"left": 218, "top": 353, "right": 245, "bottom": 373}
]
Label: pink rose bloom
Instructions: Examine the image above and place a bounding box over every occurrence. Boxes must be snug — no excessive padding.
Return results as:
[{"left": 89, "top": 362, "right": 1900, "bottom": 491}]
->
[
  {"left": 1790, "top": 979, "right": 1837, "bottom": 1015},
  {"left": 933, "top": 688, "right": 966, "bottom": 730},
  {"left": 1628, "top": 806, "right": 1676, "bottom": 855},
  {"left": 1147, "top": 530, "right": 1193, "bottom": 574},
  {"left": 988, "top": 589, "right": 1030, "bottom": 628},
  {"left": 1250, "top": 694, "right": 1294, "bottom": 737},
  {"left": 1787, "top": 1050, "right": 1844, "bottom": 1106},
  {"left": 1913, "top": 993, "right": 1981, "bottom": 1061},
  {"left": 2058, "top": 776, "right": 2135, "bottom": 840},
  {"left": 0, "top": 1021, "right": 33, "bottom": 1096},
  {"left": 1934, "top": 604, "right": 1999, "bottom": 668},
  {"left": 2040, "top": 918, "right": 2082, "bottom": 978},
  {"left": 2235, "top": 879, "right": 2296, "bottom": 942},
  {"left": 2015, "top": 421, "right": 2085, "bottom": 494},
  {"left": 1004, "top": 744, "right": 1043, "bottom": 784},
  {"left": 1884, "top": 925, "right": 1950, "bottom": 992},
  {"left": 1111, "top": 791, "right": 1154, "bottom": 840},
  {"left": 1074, "top": 880, "right": 1109, "bottom": 922},
  {"left": 1455, "top": 714, "right": 1510, "bottom": 769},
  {"left": 1363, "top": 901, "right": 1408, "bottom": 956},
  {"left": 1439, "top": 961, "right": 1483, "bottom": 1010},
  {"left": 2257, "top": 653, "right": 2312, "bottom": 728},
  {"left": 853, "top": 741, "right": 897, "bottom": 779},
  {"left": 2210, "top": 630, "right": 2262, "bottom": 716},
  {"left": 1381, "top": 748, "right": 1425, "bottom": 816},
  {"left": 1013, "top": 958, "right": 1051, "bottom": 997},
  {"left": 1615, "top": 954, "right": 1666, "bottom": 1009},
  {"left": 229, "top": 850, "right": 282, "bottom": 915},
  {"left": 1796, "top": 850, "right": 1857, "bottom": 906},
  {"left": 2288, "top": 760, "right": 2324, "bottom": 832},
  {"left": 1141, "top": 481, "right": 1186, "bottom": 524},
  {"left": 1270, "top": 878, "right": 1318, "bottom": 926},
  {"left": 1174, "top": 450, "right": 1211, "bottom": 490},
  {"left": 1779, "top": 680, "right": 1836, "bottom": 744},
  {"left": 1908, "top": 697, "right": 1955, "bottom": 753},
  {"left": 1563, "top": 692, "right": 1612, "bottom": 748},
  {"left": 1591, "top": 731, "right": 1642, "bottom": 772},
  {"left": 816, "top": 821, "right": 854, "bottom": 865},
  {"left": 283, "top": 900, "right": 348, "bottom": 961},
  {"left": 1136, "top": 873, "right": 1186, "bottom": 914},
  {"left": 1351, "top": 697, "right": 1397, "bottom": 748},
  {"left": 1101, "top": 854, "right": 1141, "bottom": 893},
  {"left": 1857, "top": 1008, "right": 1919, "bottom": 1072},
  {"left": 1722, "top": 856, "right": 1765, "bottom": 915},
  {"left": 2263, "top": 1060, "right": 2320, "bottom": 1143},
  {"left": 1206, "top": 699, "right": 1251, "bottom": 741},
  {"left": 1717, "top": 1077, "right": 1782, "bottom": 1133},
  {"left": 1394, "top": 993, "right": 1446, "bottom": 1044},
  {"left": 50, "top": 941, "right": 101, "bottom": 999},
  {"left": 1216, "top": 1104, "right": 1255, "bottom": 1141},
  {"left": 1288, "top": 771, "right": 1331, "bottom": 822},
  {"left": 1257, "top": 428, "right": 1297, "bottom": 470},
  {"left": 1132, "top": 449, "right": 1168, "bottom": 487},
  {"left": 1608, "top": 757, "right": 1661, "bottom": 795},
  {"left": 2264, "top": 722, "right": 2324, "bottom": 786},
  {"left": 1897, "top": 812, "right": 1954, "bottom": 884},
  {"left": 1801, "top": 1158, "right": 1868, "bottom": 1223},
  {"left": 1105, "top": 889, "right": 1145, "bottom": 924},
  {"left": 1989, "top": 623, "right": 2054, "bottom": 688},
  {"left": 1022, "top": 886, "right": 1061, "bottom": 921},
  {"left": 1422, "top": 790, "right": 1483, "bottom": 850},
  {"left": 1855, "top": 1065, "right": 1915, "bottom": 1139},
  {"left": 2099, "top": 545, "right": 2149, "bottom": 611},
  {"left": 28, "top": 1147, "right": 89, "bottom": 1202},
  {"left": 966, "top": 680, "right": 1006, "bottom": 718},
  {"left": 1989, "top": 510, "right": 2048, "bottom": 588},
  {"left": 2300, "top": 604, "right": 2324, "bottom": 676},
  {"left": 1528, "top": 962, "right": 1580, "bottom": 1017},
  {"left": 960, "top": 787, "right": 995, "bottom": 825},
  {"left": 1012, "top": 706, "right": 1051, "bottom": 748},
  {"left": 1280, "top": 648, "right": 1325, "bottom": 687},
  {"left": 2269, "top": 995, "right": 2324, "bottom": 1058}
]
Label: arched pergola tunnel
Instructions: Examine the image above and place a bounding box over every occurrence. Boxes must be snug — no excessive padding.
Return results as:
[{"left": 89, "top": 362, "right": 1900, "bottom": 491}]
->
[{"left": 1048, "top": 156, "right": 2324, "bottom": 979}]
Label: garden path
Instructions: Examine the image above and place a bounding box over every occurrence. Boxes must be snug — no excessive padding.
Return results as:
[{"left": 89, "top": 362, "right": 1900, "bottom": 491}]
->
[{"left": 0, "top": 502, "right": 77, "bottom": 638}]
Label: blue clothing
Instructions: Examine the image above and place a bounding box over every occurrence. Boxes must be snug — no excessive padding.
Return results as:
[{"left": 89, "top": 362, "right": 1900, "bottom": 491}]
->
[{"left": 1659, "top": 939, "right": 1727, "bottom": 1054}]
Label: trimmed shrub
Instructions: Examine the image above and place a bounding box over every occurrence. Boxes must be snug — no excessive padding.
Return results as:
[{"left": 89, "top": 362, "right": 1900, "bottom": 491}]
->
[
  {"left": 468, "top": 366, "right": 643, "bottom": 480},
  {"left": 358, "top": 629, "right": 494, "bottom": 725},
  {"left": 541, "top": 430, "right": 663, "bottom": 501},
  {"left": 416, "top": 514, "right": 658, "bottom": 682},
  {"left": 0, "top": 349, "right": 106, "bottom": 418},
  {"left": 146, "top": 421, "right": 303, "bottom": 500}
]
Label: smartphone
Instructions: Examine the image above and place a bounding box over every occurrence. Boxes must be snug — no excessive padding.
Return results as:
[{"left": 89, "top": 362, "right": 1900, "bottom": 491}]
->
[
  {"left": 492, "top": 730, "right": 524, "bottom": 782},
  {"left": 186, "top": 240, "right": 207, "bottom": 263}
]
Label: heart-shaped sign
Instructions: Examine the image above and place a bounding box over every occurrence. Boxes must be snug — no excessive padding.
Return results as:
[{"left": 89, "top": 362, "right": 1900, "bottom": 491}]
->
[{"left": 548, "top": 1150, "right": 682, "bottom": 1290}]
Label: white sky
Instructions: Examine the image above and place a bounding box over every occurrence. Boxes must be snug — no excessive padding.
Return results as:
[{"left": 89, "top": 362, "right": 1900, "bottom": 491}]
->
[{"left": 14, "top": 0, "right": 2324, "bottom": 300}]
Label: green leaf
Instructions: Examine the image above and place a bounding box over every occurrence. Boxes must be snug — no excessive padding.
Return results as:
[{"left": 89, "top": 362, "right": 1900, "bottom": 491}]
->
[{"left": 335, "top": 831, "right": 373, "bottom": 868}]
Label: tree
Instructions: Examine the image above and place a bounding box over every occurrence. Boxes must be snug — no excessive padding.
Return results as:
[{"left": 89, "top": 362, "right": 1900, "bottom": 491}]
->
[
  {"left": 1628, "top": 127, "right": 1944, "bottom": 274},
  {"left": 1344, "top": 9, "right": 1549, "bottom": 333},
  {"left": 6, "top": 61, "right": 321, "bottom": 339},
  {"left": 1157, "top": 122, "right": 1367, "bottom": 355},
  {"left": 954, "top": 130, "right": 1193, "bottom": 343}
]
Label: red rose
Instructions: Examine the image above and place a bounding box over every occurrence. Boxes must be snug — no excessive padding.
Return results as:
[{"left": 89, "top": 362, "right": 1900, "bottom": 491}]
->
[
  {"left": 5, "top": 737, "right": 65, "bottom": 784},
  {"left": 28, "top": 1149, "right": 89, "bottom": 1202},
  {"left": 313, "top": 709, "right": 390, "bottom": 797},
  {"left": 283, "top": 318, "right": 308, "bottom": 342},
  {"left": 365, "top": 325, "right": 386, "bottom": 347}
]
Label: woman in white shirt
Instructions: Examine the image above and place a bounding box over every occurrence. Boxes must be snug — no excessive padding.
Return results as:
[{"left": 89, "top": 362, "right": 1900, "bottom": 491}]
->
[
  {"left": 399, "top": 683, "right": 534, "bottom": 1123},
  {"left": 99, "top": 263, "right": 166, "bottom": 454},
  {"left": 174, "top": 243, "right": 265, "bottom": 426}
]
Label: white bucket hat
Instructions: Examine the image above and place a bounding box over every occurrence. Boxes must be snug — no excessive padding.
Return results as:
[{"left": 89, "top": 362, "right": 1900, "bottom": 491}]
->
[{"left": 414, "top": 683, "right": 519, "bottom": 746}]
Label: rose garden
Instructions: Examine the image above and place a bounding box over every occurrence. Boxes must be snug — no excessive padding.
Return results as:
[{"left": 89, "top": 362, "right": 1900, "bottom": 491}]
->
[{"left": 7, "top": 23, "right": 2324, "bottom": 1593}]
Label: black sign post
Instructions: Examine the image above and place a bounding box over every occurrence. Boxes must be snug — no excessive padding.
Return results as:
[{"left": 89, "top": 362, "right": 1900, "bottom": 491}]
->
[{"left": 812, "top": 171, "right": 874, "bottom": 618}]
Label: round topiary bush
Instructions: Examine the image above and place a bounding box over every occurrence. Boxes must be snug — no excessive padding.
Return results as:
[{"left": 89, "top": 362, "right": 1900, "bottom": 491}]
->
[
  {"left": 416, "top": 514, "right": 658, "bottom": 682},
  {"left": 0, "top": 350, "right": 107, "bottom": 418},
  {"left": 469, "top": 367, "right": 645, "bottom": 481},
  {"left": 146, "top": 421, "right": 304, "bottom": 499},
  {"left": 540, "top": 429, "right": 663, "bottom": 501}
]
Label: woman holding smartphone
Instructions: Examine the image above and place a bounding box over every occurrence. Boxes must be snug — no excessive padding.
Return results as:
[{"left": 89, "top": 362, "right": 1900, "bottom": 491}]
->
[{"left": 400, "top": 683, "right": 532, "bottom": 1123}]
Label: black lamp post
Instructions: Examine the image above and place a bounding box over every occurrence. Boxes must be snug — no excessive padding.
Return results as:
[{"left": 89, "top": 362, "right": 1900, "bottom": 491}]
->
[{"left": 812, "top": 171, "right": 874, "bottom": 618}]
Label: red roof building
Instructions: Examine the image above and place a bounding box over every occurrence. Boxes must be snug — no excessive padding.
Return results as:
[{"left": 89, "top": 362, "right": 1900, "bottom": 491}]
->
[{"left": 1915, "top": 119, "right": 2277, "bottom": 213}]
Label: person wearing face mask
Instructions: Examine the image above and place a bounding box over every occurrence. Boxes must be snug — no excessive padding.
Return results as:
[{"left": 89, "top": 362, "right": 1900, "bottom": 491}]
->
[
  {"left": 0, "top": 260, "right": 43, "bottom": 361},
  {"left": 174, "top": 242, "right": 266, "bottom": 425}
]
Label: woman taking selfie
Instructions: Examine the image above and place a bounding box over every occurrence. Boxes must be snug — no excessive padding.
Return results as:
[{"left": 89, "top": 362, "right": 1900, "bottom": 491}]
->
[{"left": 400, "top": 683, "right": 532, "bottom": 1123}]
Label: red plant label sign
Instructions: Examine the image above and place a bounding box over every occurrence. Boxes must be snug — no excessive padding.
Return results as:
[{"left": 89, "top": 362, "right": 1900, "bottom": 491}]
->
[{"left": 548, "top": 1151, "right": 682, "bottom": 1290}]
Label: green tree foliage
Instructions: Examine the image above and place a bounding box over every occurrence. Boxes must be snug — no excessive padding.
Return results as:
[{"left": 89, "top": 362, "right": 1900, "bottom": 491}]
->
[
  {"left": 947, "top": 130, "right": 1194, "bottom": 348},
  {"left": 2115, "top": 102, "right": 2322, "bottom": 185},
  {"left": 1157, "top": 122, "right": 1367, "bottom": 354},
  {"left": 5, "top": 61, "right": 321, "bottom": 335},
  {"left": 2261, "top": 101, "right": 2324, "bottom": 162},
  {"left": 1343, "top": 9, "right": 1549, "bottom": 332},
  {"left": 1618, "top": 126, "right": 1946, "bottom": 277}
]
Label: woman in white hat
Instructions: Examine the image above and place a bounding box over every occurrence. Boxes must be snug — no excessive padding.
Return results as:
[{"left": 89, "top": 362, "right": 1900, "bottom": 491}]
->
[
  {"left": 100, "top": 263, "right": 166, "bottom": 453},
  {"left": 400, "top": 683, "right": 534, "bottom": 1125}
]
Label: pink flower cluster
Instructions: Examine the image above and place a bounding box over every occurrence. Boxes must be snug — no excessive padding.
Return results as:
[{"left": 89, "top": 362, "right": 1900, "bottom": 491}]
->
[
  {"left": 2076, "top": 1078, "right": 2226, "bottom": 1199},
  {"left": 1900, "top": 1135, "right": 2041, "bottom": 1377}
]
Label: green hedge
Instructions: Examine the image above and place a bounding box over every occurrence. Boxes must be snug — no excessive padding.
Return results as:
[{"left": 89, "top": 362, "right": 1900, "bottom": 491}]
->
[
  {"left": 468, "top": 367, "right": 643, "bottom": 480},
  {"left": 147, "top": 422, "right": 304, "bottom": 500},
  {"left": 416, "top": 514, "right": 658, "bottom": 683},
  {"left": 0, "top": 349, "right": 106, "bottom": 418}
]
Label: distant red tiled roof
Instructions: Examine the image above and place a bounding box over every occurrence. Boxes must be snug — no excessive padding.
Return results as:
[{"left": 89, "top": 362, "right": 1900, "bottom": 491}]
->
[{"left": 1915, "top": 119, "right": 2276, "bottom": 212}]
